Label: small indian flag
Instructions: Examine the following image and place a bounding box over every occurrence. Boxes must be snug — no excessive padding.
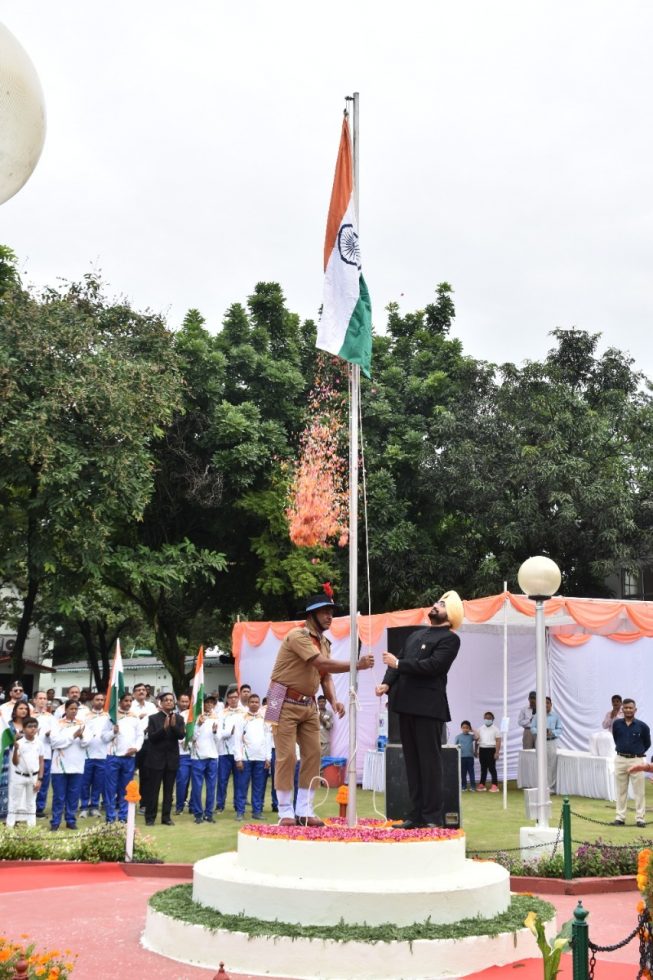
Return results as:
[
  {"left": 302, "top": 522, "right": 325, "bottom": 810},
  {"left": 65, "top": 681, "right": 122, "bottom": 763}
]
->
[
  {"left": 0, "top": 715, "right": 14, "bottom": 754},
  {"left": 317, "top": 115, "right": 372, "bottom": 377},
  {"left": 104, "top": 638, "right": 125, "bottom": 724},
  {"left": 185, "top": 646, "right": 205, "bottom": 745}
]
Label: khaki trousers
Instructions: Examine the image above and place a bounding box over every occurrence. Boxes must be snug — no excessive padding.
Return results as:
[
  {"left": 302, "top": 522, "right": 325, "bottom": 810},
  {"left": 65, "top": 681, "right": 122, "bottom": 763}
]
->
[
  {"left": 614, "top": 754, "right": 646, "bottom": 822},
  {"left": 273, "top": 701, "right": 320, "bottom": 792}
]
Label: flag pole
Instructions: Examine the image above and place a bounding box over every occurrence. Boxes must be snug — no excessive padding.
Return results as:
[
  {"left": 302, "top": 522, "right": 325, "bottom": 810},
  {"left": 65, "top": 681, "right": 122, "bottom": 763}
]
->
[{"left": 347, "top": 90, "right": 360, "bottom": 828}]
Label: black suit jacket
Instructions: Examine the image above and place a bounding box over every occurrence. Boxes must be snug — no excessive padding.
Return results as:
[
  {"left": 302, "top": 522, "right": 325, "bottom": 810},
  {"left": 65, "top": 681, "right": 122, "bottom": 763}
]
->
[
  {"left": 382, "top": 626, "right": 460, "bottom": 720},
  {"left": 145, "top": 711, "right": 186, "bottom": 771}
]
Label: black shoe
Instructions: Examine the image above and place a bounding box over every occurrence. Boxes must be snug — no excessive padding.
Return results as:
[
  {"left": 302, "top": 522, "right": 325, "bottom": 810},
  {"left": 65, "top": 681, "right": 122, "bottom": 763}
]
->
[
  {"left": 145, "top": 820, "right": 155, "bottom": 826},
  {"left": 393, "top": 819, "right": 420, "bottom": 830},
  {"left": 36, "top": 811, "right": 45, "bottom": 818},
  {"left": 194, "top": 815, "right": 203, "bottom": 824},
  {"left": 638, "top": 821, "right": 647, "bottom": 828},
  {"left": 50, "top": 825, "right": 60, "bottom": 832},
  {"left": 203, "top": 816, "right": 216, "bottom": 823},
  {"left": 161, "top": 818, "right": 175, "bottom": 826},
  {"left": 612, "top": 819, "right": 625, "bottom": 826}
]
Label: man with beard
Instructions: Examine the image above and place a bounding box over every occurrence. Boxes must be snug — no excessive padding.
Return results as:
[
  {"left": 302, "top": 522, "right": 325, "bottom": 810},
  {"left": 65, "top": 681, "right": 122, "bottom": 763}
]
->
[{"left": 378, "top": 591, "right": 464, "bottom": 829}]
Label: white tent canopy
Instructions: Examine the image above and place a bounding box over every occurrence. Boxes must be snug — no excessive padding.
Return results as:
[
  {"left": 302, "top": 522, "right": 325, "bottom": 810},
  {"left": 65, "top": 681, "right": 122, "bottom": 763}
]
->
[{"left": 233, "top": 593, "right": 653, "bottom": 780}]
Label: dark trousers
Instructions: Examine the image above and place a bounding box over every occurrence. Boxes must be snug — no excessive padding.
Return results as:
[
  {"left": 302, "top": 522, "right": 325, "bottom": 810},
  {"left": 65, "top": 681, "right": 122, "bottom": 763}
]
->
[
  {"left": 398, "top": 713, "right": 443, "bottom": 826},
  {"left": 479, "top": 746, "right": 498, "bottom": 786},
  {"left": 460, "top": 756, "right": 476, "bottom": 789},
  {"left": 144, "top": 766, "right": 176, "bottom": 822},
  {"left": 190, "top": 758, "right": 218, "bottom": 818},
  {"left": 51, "top": 773, "right": 83, "bottom": 828},
  {"left": 242, "top": 760, "right": 267, "bottom": 816}
]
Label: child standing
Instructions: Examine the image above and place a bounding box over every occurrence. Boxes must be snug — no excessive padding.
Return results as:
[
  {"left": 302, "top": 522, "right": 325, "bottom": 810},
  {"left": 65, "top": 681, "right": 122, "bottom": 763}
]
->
[
  {"left": 476, "top": 711, "right": 501, "bottom": 792},
  {"left": 454, "top": 721, "right": 477, "bottom": 791},
  {"left": 7, "top": 717, "right": 44, "bottom": 827}
]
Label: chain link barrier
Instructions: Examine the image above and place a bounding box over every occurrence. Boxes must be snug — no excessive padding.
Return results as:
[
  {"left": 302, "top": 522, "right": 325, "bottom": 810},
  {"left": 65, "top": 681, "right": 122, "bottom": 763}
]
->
[{"left": 587, "top": 908, "right": 652, "bottom": 980}]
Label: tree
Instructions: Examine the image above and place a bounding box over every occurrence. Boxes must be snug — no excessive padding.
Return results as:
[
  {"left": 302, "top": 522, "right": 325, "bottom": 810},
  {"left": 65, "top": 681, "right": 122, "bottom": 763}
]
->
[{"left": 0, "top": 274, "right": 182, "bottom": 674}]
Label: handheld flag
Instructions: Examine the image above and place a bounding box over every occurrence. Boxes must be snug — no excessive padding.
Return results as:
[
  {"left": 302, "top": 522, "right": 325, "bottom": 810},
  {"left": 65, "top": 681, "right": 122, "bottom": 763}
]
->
[
  {"left": 104, "top": 638, "right": 125, "bottom": 724},
  {"left": 317, "top": 114, "right": 372, "bottom": 377},
  {"left": 0, "top": 715, "right": 15, "bottom": 755},
  {"left": 185, "top": 645, "right": 205, "bottom": 745}
]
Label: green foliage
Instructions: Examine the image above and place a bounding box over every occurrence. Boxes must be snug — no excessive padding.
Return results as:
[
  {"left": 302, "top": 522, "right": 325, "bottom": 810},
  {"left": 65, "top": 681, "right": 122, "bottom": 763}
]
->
[
  {"left": 493, "top": 838, "right": 644, "bottom": 878},
  {"left": 0, "top": 822, "right": 161, "bottom": 863},
  {"left": 149, "top": 885, "right": 555, "bottom": 942}
]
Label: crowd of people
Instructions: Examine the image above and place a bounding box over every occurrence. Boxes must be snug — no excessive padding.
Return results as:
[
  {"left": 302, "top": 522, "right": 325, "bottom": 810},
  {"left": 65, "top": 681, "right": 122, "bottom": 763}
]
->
[{"left": 0, "top": 678, "right": 336, "bottom": 830}]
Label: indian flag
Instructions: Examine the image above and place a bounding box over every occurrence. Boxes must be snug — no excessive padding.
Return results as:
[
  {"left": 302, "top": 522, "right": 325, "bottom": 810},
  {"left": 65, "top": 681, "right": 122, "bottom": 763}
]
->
[
  {"left": 317, "top": 115, "right": 372, "bottom": 377},
  {"left": 185, "top": 645, "right": 205, "bottom": 745},
  {"left": 104, "top": 638, "right": 125, "bottom": 724},
  {"left": 0, "top": 715, "right": 14, "bottom": 755}
]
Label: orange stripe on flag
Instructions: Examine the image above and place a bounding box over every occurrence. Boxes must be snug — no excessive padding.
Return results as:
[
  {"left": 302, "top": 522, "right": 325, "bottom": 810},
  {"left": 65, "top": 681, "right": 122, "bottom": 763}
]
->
[{"left": 323, "top": 117, "right": 353, "bottom": 271}]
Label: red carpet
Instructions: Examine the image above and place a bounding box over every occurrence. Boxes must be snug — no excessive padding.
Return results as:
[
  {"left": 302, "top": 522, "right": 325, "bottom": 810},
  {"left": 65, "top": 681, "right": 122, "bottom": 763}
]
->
[
  {"left": 468, "top": 954, "right": 635, "bottom": 978},
  {"left": 2, "top": 861, "right": 130, "bottom": 891}
]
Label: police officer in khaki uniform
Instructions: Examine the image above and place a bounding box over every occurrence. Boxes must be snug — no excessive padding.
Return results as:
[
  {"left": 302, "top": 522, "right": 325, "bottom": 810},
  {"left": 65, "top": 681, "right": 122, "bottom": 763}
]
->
[{"left": 268, "top": 587, "right": 374, "bottom": 827}]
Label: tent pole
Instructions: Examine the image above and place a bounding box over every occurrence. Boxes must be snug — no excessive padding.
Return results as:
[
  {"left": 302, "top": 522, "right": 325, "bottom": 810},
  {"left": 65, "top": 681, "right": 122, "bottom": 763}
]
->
[{"left": 502, "top": 581, "right": 508, "bottom": 810}]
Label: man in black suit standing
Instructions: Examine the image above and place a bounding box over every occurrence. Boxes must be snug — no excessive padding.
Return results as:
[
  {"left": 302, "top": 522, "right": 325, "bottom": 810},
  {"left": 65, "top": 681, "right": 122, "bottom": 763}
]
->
[
  {"left": 377, "top": 591, "right": 463, "bottom": 830},
  {"left": 144, "top": 692, "right": 186, "bottom": 826}
]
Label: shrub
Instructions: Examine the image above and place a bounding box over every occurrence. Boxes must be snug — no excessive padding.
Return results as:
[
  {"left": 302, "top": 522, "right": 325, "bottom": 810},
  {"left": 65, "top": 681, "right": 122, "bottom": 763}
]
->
[
  {"left": 492, "top": 839, "right": 641, "bottom": 878},
  {"left": 0, "top": 823, "right": 161, "bottom": 864}
]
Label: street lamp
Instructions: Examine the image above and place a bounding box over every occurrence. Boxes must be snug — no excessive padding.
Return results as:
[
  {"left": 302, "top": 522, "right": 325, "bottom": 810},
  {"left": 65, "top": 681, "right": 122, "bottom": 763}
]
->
[
  {"left": 517, "top": 556, "right": 561, "bottom": 830},
  {"left": 0, "top": 22, "right": 46, "bottom": 206}
]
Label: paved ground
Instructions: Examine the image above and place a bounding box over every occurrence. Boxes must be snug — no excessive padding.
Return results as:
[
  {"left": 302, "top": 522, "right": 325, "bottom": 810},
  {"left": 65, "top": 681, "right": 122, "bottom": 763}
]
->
[{"left": 0, "top": 866, "right": 643, "bottom": 979}]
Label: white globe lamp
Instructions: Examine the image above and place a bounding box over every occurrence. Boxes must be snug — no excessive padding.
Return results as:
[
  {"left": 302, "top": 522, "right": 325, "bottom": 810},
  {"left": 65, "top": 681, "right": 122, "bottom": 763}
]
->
[
  {"left": 0, "top": 22, "right": 46, "bottom": 205},
  {"left": 517, "top": 555, "right": 562, "bottom": 599}
]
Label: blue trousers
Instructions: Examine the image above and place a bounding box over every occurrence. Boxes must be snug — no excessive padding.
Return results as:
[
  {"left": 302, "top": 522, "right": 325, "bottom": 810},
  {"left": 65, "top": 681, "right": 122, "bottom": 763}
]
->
[
  {"left": 175, "top": 755, "right": 191, "bottom": 812},
  {"left": 51, "top": 772, "right": 83, "bottom": 828},
  {"left": 243, "top": 760, "right": 267, "bottom": 815},
  {"left": 461, "top": 756, "right": 476, "bottom": 789},
  {"left": 36, "top": 758, "right": 51, "bottom": 814},
  {"left": 104, "top": 755, "right": 136, "bottom": 822},
  {"left": 217, "top": 754, "right": 246, "bottom": 814},
  {"left": 190, "top": 757, "right": 218, "bottom": 818},
  {"left": 80, "top": 757, "right": 106, "bottom": 808}
]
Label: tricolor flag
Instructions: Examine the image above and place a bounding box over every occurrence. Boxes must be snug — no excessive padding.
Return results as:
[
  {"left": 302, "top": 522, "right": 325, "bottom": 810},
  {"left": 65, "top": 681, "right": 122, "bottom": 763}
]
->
[
  {"left": 185, "top": 645, "right": 205, "bottom": 745},
  {"left": 104, "top": 638, "right": 125, "bottom": 724},
  {"left": 0, "top": 715, "right": 14, "bottom": 755},
  {"left": 317, "top": 115, "right": 372, "bottom": 377}
]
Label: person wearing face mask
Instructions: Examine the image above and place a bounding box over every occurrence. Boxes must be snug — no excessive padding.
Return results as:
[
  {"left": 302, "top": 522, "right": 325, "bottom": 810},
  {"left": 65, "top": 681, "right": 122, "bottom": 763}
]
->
[
  {"left": 476, "top": 712, "right": 502, "bottom": 792},
  {"left": 378, "top": 591, "right": 464, "bottom": 830}
]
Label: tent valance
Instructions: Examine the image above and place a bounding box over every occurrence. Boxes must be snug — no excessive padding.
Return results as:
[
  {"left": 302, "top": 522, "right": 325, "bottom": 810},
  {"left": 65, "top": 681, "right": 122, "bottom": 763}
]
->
[{"left": 231, "top": 591, "right": 653, "bottom": 657}]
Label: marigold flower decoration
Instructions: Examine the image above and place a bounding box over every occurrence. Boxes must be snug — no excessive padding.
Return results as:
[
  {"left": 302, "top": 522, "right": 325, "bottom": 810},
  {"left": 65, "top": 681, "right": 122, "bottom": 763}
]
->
[
  {"left": 286, "top": 362, "right": 349, "bottom": 550},
  {"left": 0, "top": 937, "right": 77, "bottom": 979},
  {"left": 637, "top": 847, "right": 653, "bottom": 965}
]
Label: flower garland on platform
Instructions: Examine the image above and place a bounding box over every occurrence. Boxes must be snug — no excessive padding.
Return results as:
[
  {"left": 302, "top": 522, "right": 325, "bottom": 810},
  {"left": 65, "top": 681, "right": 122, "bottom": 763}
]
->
[
  {"left": 636, "top": 847, "right": 653, "bottom": 978},
  {"left": 241, "top": 817, "right": 464, "bottom": 843},
  {"left": 286, "top": 361, "right": 349, "bottom": 550}
]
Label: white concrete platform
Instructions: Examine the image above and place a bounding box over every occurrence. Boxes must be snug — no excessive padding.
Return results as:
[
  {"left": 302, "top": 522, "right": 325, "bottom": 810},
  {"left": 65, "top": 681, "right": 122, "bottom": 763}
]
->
[{"left": 143, "top": 906, "right": 557, "bottom": 980}]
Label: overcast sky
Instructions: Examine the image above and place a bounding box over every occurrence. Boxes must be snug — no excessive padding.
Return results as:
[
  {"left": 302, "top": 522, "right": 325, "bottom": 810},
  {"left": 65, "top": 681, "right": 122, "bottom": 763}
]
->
[{"left": 2, "top": 1, "right": 653, "bottom": 377}]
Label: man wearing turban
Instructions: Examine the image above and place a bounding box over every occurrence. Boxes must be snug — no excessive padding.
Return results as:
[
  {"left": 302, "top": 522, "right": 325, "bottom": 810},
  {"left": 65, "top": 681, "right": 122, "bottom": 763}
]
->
[{"left": 378, "top": 591, "right": 463, "bottom": 829}]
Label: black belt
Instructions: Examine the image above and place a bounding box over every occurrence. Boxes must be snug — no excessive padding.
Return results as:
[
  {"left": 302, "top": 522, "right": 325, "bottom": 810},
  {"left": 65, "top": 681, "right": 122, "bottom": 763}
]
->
[
  {"left": 14, "top": 769, "right": 39, "bottom": 776},
  {"left": 617, "top": 753, "right": 644, "bottom": 759},
  {"left": 546, "top": 737, "right": 557, "bottom": 741}
]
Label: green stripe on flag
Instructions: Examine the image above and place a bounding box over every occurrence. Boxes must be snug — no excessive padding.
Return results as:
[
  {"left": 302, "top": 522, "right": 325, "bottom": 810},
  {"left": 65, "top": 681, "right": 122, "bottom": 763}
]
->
[
  {"left": 1, "top": 724, "right": 15, "bottom": 754},
  {"left": 339, "top": 274, "right": 372, "bottom": 378}
]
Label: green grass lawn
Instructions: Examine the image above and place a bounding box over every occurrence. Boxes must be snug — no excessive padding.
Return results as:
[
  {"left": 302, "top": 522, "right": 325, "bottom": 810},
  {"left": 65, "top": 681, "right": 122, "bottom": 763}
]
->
[{"left": 122, "top": 780, "right": 653, "bottom": 864}]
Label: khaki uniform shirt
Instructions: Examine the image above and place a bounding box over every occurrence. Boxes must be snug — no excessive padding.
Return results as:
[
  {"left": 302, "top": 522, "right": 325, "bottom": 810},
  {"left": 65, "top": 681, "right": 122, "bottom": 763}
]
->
[{"left": 270, "top": 625, "right": 331, "bottom": 697}]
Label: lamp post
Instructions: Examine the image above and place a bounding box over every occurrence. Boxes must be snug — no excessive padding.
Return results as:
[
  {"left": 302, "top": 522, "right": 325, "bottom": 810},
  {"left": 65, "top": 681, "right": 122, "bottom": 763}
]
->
[
  {"left": 0, "top": 22, "right": 46, "bottom": 206},
  {"left": 517, "top": 556, "right": 561, "bottom": 831}
]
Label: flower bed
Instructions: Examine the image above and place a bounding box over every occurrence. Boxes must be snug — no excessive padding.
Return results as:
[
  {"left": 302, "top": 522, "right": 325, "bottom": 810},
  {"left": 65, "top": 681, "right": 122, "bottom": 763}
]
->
[
  {"left": 488, "top": 838, "right": 646, "bottom": 879},
  {"left": 0, "top": 936, "right": 77, "bottom": 979},
  {"left": 241, "top": 816, "right": 464, "bottom": 842},
  {"left": 0, "top": 823, "right": 161, "bottom": 863}
]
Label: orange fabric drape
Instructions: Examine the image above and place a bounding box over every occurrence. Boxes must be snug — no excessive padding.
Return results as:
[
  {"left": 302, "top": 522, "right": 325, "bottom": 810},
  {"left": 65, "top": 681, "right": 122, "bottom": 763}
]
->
[{"left": 231, "top": 593, "right": 653, "bottom": 653}]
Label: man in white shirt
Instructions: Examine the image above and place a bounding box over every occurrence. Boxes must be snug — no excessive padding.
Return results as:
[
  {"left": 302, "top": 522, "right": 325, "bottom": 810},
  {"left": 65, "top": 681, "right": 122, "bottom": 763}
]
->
[
  {"left": 235, "top": 693, "right": 271, "bottom": 819},
  {"left": 79, "top": 692, "right": 113, "bottom": 818},
  {"left": 54, "top": 687, "right": 89, "bottom": 721},
  {"left": 238, "top": 684, "right": 252, "bottom": 714},
  {"left": 0, "top": 681, "right": 30, "bottom": 722},
  {"left": 131, "top": 682, "right": 158, "bottom": 809},
  {"left": 50, "top": 700, "right": 89, "bottom": 830},
  {"left": 175, "top": 693, "right": 192, "bottom": 815},
  {"left": 32, "top": 691, "right": 53, "bottom": 818},
  {"left": 190, "top": 696, "right": 221, "bottom": 823},
  {"left": 217, "top": 689, "right": 247, "bottom": 819},
  {"left": 602, "top": 695, "right": 624, "bottom": 731},
  {"left": 104, "top": 692, "right": 144, "bottom": 823},
  {"left": 518, "top": 692, "right": 537, "bottom": 750}
]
